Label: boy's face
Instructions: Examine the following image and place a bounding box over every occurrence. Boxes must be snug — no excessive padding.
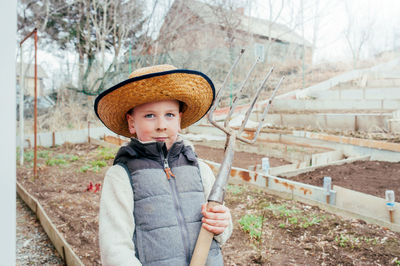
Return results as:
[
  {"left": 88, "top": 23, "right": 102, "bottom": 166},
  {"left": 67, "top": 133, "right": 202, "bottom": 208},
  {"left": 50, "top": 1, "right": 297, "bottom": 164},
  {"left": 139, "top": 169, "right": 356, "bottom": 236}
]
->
[{"left": 126, "top": 100, "right": 182, "bottom": 150}]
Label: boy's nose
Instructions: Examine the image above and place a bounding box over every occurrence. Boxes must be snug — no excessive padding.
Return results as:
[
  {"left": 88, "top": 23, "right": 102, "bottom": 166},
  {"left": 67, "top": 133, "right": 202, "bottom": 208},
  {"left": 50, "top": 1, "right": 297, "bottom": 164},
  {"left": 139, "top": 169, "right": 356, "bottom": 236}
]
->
[{"left": 156, "top": 117, "right": 167, "bottom": 131}]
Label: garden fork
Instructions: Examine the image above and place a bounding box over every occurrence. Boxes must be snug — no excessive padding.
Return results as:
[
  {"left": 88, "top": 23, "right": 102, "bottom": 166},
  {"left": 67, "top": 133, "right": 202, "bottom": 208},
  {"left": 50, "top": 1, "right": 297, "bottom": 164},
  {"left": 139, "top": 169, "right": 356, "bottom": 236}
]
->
[{"left": 190, "top": 49, "right": 284, "bottom": 266}]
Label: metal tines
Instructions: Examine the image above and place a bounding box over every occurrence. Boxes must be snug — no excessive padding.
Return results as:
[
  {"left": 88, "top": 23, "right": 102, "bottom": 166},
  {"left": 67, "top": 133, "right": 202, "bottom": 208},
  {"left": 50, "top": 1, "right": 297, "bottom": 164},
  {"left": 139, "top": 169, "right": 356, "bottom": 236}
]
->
[
  {"left": 208, "top": 48, "right": 285, "bottom": 145},
  {"left": 189, "top": 49, "right": 286, "bottom": 266}
]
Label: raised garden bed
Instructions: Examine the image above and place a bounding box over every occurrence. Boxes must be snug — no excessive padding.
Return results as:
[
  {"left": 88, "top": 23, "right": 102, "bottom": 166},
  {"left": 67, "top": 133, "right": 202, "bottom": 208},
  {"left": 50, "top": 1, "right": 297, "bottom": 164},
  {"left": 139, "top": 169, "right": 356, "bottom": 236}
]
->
[{"left": 17, "top": 143, "right": 400, "bottom": 265}]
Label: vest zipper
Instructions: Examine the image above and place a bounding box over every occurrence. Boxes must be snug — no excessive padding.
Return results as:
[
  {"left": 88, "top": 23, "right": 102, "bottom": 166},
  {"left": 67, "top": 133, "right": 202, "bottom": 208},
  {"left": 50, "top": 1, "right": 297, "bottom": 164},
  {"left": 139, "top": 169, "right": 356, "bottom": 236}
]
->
[
  {"left": 164, "top": 157, "right": 191, "bottom": 264},
  {"left": 163, "top": 158, "right": 175, "bottom": 179}
]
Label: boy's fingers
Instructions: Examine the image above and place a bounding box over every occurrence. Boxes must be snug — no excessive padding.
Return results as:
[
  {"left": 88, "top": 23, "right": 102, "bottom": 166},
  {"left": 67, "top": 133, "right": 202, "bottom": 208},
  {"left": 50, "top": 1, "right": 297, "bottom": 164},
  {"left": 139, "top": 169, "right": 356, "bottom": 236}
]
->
[
  {"left": 202, "top": 210, "right": 230, "bottom": 220},
  {"left": 202, "top": 223, "right": 226, "bottom": 235},
  {"left": 202, "top": 217, "right": 229, "bottom": 227},
  {"left": 207, "top": 205, "right": 229, "bottom": 213}
]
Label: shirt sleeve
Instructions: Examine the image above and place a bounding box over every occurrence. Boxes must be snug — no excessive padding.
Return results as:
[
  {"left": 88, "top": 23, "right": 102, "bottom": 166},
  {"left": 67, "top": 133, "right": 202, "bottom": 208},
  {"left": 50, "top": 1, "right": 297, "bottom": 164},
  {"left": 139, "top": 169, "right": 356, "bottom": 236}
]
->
[
  {"left": 198, "top": 160, "right": 233, "bottom": 245},
  {"left": 99, "top": 164, "right": 142, "bottom": 266}
]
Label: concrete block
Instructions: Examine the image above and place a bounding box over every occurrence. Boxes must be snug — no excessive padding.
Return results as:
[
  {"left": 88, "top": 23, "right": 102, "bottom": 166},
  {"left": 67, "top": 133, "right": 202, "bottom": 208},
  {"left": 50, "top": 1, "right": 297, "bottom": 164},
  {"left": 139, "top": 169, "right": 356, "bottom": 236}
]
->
[
  {"left": 281, "top": 114, "right": 318, "bottom": 128},
  {"left": 264, "top": 114, "right": 281, "bottom": 126},
  {"left": 269, "top": 162, "right": 309, "bottom": 176},
  {"left": 250, "top": 162, "right": 309, "bottom": 177},
  {"left": 340, "top": 89, "right": 363, "bottom": 100},
  {"left": 270, "top": 99, "right": 385, "bottom": 112},
  {"left": 368, "top": 79, "right": 400, "bottom": 87},
  {"left": 312, "top": 150, "right": 343, "bottom": 166},
  {"left": 356, "top": 114, "right": 391, "bottom": 131},
  {"left": 393, "top": 110, "right": 400, "bottom": 119},
  {"left": 334, "top": 185, "right": 400, "bottom": 225},
  {"left": 388, "top": 119, "right": 400, "bottom": 133},
  {"left": 287, "top": 131, "right": 400, "bottom": 161},
  {"left": 204, "top": 158, "right": 336, "bottom": 204},
  {"left": 314, "top": 114, "right": 328, "bottom": 129},
  {"left": 280, "top": 155, "right": 371, "bottom": 178},
  {"left": 365, "top": 88, "right": 400, "bottom": 100},
  {"left": 383, "top": 100, "right": 400, "bottom": 110},
  {"left": 267, "top": 174, "right": 336, "bottom": 204},
  {"left": 325, "top": 114, "right": 356, "bottom": 131},
  {"left": 331, "top": 100, "right": 378, "bottom": 110},
  {"left": 307, "top": 90, "right": 339, "bottom": 100}
]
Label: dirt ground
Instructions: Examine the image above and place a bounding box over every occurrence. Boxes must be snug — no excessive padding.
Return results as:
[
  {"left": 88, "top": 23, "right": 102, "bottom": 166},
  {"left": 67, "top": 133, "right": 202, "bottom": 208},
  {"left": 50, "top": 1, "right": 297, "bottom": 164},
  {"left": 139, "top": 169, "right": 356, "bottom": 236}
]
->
[
  {"left": 194, "top": 145, "right": 290, "bottom": 168},
  {"left": 285, "top": 161, "right": 400, "bottom": 202},
  {"left": 16, "top": 143, "right": 400, "bottom": 265},
  {"left": 16, "top": 195, "right": 64, "bottom": 265}
]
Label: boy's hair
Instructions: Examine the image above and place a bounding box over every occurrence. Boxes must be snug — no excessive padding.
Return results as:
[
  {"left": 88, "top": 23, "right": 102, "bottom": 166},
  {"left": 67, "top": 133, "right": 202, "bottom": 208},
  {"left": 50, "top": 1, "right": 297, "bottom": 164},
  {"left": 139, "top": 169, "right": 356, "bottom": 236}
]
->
[{"left": 94, "top": 64, "right": 215, "bottom": 138}]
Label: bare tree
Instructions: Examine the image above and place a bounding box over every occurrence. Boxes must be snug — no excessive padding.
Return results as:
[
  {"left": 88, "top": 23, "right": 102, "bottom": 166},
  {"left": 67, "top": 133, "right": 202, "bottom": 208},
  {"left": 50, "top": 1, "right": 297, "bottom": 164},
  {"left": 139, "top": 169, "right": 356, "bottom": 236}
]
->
[
  {"left": 18, "top": 0, "right": 147, "bottom": 94},
  {"left": 343, "top": 1, "right": 375, "bottom": 68}
]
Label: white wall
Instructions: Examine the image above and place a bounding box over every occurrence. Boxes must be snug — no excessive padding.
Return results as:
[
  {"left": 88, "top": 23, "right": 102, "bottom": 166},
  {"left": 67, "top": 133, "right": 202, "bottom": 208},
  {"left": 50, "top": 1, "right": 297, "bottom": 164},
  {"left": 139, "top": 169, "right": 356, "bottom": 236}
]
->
[{"left": 0, "top": 1, "right": 17, "bottom": 265}]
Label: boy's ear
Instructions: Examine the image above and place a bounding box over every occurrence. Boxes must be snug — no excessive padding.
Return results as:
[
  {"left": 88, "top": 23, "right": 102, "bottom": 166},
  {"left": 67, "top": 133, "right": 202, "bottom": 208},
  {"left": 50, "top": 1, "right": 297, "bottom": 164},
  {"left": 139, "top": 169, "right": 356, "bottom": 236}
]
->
[{"left": 126, "top": 113, "right": 136, "bottom": 135}]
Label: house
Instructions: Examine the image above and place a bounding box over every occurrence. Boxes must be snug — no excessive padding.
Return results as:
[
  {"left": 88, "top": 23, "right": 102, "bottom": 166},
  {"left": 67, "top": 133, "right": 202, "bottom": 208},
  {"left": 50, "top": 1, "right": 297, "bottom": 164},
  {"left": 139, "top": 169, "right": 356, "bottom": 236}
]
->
[
  {"left": 16, "top": 63, "right": 48, "bottom": 97},
  {"left": 157, "top": 0, "right": 313, "bottom": 68}
]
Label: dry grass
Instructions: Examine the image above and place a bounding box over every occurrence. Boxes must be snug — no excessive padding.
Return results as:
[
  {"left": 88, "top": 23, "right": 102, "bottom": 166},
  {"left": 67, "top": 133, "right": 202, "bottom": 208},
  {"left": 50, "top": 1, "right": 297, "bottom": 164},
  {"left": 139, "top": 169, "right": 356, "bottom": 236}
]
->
[{"left": 21, "top": 90, "right": 102, "bottom": 134}]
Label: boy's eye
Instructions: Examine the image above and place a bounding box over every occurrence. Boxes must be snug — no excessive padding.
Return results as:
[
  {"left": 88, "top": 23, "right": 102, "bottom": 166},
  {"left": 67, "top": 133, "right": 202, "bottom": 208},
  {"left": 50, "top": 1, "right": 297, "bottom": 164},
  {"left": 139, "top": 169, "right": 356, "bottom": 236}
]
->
[
  {"left": 144, "top": 114, "right": 155, "bottom": 118},
  {"left": 165, "top": 113, "right": 175, "bottom": 118}
]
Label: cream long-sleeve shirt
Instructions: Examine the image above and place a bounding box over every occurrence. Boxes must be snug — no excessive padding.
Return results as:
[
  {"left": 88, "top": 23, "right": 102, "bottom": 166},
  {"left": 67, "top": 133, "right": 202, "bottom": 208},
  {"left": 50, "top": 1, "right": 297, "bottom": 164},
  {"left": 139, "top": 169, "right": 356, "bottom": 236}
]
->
[{"left": 99, "top": 160, "right": 233, "bottom": 266}]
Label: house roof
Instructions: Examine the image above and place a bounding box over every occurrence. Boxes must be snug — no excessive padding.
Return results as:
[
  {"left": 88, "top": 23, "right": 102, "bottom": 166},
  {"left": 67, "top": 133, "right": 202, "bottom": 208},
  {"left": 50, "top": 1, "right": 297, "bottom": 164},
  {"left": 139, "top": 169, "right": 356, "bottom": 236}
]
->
[
  {"left": 173, "top": 0, "right": 312, "bottom": 47},
  {"left": 16, "top": 63, "right": 48, "bottom": 79}
]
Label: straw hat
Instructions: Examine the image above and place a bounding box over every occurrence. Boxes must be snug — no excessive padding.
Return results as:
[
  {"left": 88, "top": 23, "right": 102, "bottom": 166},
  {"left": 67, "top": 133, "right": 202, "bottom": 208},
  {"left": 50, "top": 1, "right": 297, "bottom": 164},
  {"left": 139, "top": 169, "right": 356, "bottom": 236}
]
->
[{"left": 94, "top": 64, "right": 215, "bottom": 138}]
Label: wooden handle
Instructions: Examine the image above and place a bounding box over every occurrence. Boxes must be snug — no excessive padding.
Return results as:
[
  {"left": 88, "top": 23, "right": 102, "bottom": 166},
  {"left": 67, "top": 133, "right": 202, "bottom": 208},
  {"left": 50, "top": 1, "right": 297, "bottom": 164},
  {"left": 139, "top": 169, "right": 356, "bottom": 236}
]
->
[{"left": 189, "top": 201, "right": 220, "bottom": 266}]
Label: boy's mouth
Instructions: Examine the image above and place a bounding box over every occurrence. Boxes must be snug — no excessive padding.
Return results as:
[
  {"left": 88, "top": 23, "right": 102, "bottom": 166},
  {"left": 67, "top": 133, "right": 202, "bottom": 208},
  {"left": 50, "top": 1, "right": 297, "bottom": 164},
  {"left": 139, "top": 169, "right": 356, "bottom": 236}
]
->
[{"left": 153, "top": 137, "right": 168, "bottom": 142}]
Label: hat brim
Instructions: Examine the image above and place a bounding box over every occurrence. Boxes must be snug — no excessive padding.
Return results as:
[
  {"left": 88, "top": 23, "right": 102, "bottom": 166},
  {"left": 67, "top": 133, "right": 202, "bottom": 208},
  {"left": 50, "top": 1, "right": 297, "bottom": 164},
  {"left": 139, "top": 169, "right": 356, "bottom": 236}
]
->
[{"left": 94, "top": 69, "right": 215, "bottom": 138}]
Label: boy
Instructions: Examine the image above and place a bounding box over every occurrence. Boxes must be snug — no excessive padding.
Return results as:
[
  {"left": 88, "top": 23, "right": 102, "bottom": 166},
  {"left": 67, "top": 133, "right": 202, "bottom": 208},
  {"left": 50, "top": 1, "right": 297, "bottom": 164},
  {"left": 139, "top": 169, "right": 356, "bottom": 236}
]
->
[{"left": 94, "top": 64, "right": 232, "bottom": 266}]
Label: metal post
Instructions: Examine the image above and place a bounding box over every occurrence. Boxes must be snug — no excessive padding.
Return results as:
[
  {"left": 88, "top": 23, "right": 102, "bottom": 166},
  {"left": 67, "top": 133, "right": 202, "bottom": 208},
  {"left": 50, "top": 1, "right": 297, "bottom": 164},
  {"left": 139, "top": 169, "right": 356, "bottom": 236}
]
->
[
  {"left": 262, "top": 157, "right": 269, "bottom": 175},
  {"left": 33, "top": 29, "right": 38, "bottom": 178},
  {"left": 88, "top": 121, "right": 91, "bottom": 144},
  {"left": 323, "top": 176, "right": 332, "bottom": 204},
  {"left": 19, "top": 47, "right": 24, "bottom": 165},
  {"left": 20, "top": 28, "right": 38, "bottom": 176},
  {"left": 385, "top": 190, "right": 395, "bottom": 223}
]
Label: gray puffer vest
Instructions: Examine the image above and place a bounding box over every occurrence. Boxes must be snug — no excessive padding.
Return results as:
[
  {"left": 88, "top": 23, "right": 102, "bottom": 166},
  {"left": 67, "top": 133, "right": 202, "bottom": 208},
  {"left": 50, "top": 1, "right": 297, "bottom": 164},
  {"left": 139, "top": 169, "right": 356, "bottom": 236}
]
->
[{"left": 114, "top": 138, "right": 223, "bottom": 266}]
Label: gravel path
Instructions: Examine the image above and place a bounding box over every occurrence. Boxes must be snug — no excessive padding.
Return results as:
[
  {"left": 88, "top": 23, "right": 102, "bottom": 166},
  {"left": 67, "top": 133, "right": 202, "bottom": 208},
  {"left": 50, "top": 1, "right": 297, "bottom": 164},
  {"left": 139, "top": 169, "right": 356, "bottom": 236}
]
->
[{"left": 16, "top": 195, "right": 65, "bottom": 266}]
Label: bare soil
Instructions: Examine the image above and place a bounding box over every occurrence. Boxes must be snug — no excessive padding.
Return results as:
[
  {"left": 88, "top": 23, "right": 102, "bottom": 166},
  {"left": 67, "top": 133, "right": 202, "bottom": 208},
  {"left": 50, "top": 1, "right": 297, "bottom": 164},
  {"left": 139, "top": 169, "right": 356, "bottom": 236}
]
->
[
  {"left": 285, "top": 161, "right": 400, "bottom": 202},
  {"left": 16, "top": 195, "right": 64, "bottom": 265},
  {"left": 16, "top": 143, "right": 400, "bottom": 265},
  {"left": 194, "top": 145, "right": 290, "bottom": 168}
]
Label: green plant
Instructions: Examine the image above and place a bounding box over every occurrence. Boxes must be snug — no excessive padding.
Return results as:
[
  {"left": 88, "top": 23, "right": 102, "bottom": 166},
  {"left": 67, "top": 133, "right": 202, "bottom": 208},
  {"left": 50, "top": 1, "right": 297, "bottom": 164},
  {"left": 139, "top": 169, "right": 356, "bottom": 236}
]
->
[
  {"left": 335, "top": 234, "right": 349, "bottom": 248},
  {"left": 97, "top": 147, "right": 116, "bottom": 160},
  {"left": 238, "top": 214, "right": 264, "bottom": 240},
  {"left": 70, "top": 155, "right": 80, "bottom": 162},
  {"left": 266, "top": 203, "right": 300, "bottom": 217},
  {"left": 227, "top": 184, "right": 243, "bottom": 195},
  {"left": 91, "top": 160, "right": 107, "bottom": 167},
  {"left": 334, "top": 234, "right": 364, "bottom": 249},
  {"left": 301, "top": 216, "right": 322, "bottom": 228},
  {"left": 46, "top": 157, "right": 68, "bottom": 166},
  {"left": 79, "top": 165, "right": 91, "bottom": 173},
  {"left": 266, "top": 203, "right": 324, "bottom": 230},
  {"left": 79, "top": 159, "right": 108, "bottom": 173},
  {"left": 38, "top": 150, "right": 51, "bottom": 159},
  {"left": 288, "top": 217, "right": 298, "bottom": 225},
  {"left": 23, "top": 150, "right": 34, "bottom": 162}
]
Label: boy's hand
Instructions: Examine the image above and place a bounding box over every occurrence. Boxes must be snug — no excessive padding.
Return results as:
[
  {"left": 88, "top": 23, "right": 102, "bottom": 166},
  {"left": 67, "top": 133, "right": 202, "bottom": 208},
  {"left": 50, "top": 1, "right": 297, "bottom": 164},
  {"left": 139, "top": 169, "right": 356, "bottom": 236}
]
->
[{"left": 201, "top": 203, "right": 231, "bottom": 235}]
